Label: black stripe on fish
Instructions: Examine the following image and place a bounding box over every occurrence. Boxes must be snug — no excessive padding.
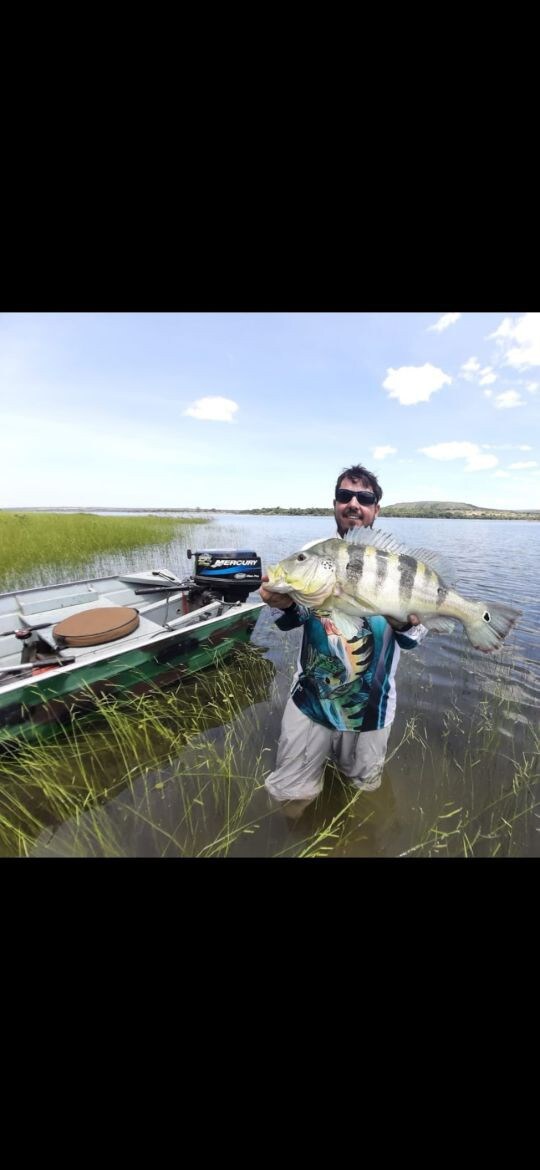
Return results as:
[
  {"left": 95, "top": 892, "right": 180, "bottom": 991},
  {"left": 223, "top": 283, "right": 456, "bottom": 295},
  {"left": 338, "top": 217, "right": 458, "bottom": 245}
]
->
[
  {"left": 375, "top": 550, "right": 388, "bottom": 589},
  {"left": 435, "top": 578, "right": 448, "bottom": 607},
  {"left": 345, "top": 549, "right": 364, "bottom": 587},
  {"left": 398, "top": 554, "right": 417, "bottom": 605}
]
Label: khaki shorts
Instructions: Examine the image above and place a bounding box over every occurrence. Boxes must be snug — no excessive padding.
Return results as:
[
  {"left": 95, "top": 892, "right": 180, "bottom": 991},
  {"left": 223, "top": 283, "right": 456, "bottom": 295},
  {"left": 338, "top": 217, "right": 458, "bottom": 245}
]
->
[{"left": 264, "top": 696, "right": 392, "bottom": 804}]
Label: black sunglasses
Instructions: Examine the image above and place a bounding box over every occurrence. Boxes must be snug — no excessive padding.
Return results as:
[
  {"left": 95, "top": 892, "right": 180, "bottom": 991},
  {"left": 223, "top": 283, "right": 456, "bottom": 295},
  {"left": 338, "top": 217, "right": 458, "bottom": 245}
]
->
[{"left": 335, "top": 488, "right": 377, "bottom": 505}]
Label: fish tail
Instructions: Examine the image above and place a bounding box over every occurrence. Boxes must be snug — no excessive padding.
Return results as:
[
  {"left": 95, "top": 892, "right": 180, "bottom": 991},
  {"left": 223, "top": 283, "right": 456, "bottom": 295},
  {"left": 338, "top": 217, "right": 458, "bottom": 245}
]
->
[{"left": 463, "top": 600, "right": 522, "bottom": 652}]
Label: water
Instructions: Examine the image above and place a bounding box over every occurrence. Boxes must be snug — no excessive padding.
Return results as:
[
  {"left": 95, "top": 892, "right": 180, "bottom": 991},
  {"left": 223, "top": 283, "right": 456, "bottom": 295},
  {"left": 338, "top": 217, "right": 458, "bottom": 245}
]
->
[{"left": 16, "top": 512, "right": 540, "bottom": 857}]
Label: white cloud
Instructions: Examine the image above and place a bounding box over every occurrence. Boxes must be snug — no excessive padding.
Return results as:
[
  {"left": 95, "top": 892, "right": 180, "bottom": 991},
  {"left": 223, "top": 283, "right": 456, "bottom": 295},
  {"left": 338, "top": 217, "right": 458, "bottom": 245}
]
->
[
  {"left": 493, "top": 471, "right": 511, "bottom": 478},
  {"left": 483, "top": 444, "right": 534, "bottom": 451},
  {"left": 494, "top": 390, "right": 525, "bottom": 409},
  {"left": 526, "top": 381, "right": 539, "bottom": 394},
  {"left": 461, "top": 356, "right": 481, "bottom": 378},
  {"left": 373, "top": 445, "right": 397, "bottom": 459},
  {"left": 508, "top": 461, "right": 538, "bottom": 469},
  {"left": 419, "top": 441, "right": 498, "bottom": 472},
  {"left": 483, "top": 390, "right": 493, "bottom": 398},
  {"left": 382, "top": 363, "right": 452, "bottom": 406},
  {"left": 462, "top": 359, "right": 496, "bottom": 387},
  {"left": 488, "top": 312, "right": 540, "bottom": 368},
  {"left": 428, "top": 313, "right": 461, "bottom": 333},
  {"left": 184, "top": 396, "right": 239, "bottom": 422}
]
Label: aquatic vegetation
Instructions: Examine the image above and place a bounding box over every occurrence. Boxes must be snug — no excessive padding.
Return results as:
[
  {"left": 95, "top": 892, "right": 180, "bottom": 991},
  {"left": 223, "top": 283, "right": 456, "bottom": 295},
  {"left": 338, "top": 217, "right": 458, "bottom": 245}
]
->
[{"left": 0, "top": 511, "right": 207, "bottom": 591}]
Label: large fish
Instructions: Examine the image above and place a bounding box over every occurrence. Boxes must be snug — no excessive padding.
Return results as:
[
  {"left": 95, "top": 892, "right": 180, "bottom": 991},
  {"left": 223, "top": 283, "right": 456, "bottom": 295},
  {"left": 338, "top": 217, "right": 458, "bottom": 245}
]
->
[{"left": 266, "top": 528, "right": 522, "bottom": 653}]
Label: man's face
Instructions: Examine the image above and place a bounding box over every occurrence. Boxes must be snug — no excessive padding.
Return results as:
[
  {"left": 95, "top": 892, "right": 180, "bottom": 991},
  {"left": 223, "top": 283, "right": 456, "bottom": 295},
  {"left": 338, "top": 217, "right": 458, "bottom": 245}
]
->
[{"left": 334, "top": 476, "right": 380, "bottom": 536}]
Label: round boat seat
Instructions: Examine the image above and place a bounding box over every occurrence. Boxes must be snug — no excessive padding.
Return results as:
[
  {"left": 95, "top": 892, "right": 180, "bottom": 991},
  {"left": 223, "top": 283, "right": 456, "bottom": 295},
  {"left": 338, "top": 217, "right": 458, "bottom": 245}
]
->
[{"left": 53, "top": 606, "right": 140, "bottom": 647}]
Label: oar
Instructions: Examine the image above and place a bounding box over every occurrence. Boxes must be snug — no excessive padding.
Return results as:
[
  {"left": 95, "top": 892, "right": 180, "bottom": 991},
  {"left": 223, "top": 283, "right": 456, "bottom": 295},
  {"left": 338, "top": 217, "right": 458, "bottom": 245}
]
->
[
  {"left": 135, "top": 585, "right": 189, "bottom": 595},
  {"left": 0, "top": 655, "right": 75, "bottom": 677}
]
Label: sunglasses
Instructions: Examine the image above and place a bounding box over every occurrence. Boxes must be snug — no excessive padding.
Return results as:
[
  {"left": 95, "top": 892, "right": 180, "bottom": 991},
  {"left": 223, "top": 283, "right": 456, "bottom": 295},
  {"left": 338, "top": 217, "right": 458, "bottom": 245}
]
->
[{"left": 335, "top": 488, "right": 377, "bottom": 505}]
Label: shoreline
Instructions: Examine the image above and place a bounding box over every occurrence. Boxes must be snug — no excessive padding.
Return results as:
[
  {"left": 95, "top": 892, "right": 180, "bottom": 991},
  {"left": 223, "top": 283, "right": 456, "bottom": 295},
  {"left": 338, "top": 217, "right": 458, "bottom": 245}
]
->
[{"left": 2, "top": 507, "right": 540, "bottom": 522}]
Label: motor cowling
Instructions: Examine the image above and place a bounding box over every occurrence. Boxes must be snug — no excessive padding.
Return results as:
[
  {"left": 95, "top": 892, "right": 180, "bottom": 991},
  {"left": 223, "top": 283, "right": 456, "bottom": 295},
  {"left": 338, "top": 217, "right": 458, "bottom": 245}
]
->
[{"left": 186, "top": 549, "right": 263, "bottom": 603}]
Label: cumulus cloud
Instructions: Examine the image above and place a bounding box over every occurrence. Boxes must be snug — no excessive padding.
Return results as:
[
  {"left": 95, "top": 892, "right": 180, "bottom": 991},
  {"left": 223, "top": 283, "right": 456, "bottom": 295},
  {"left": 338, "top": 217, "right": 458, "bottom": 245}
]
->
[
  {"left": 487, "top": 312, "right": 540, "bottom": 368},
  {"left": 372, "top": 446, "right": 397, "bottom": 459},
  {"left": 419, "top": 441, "right": 498, "bottom": 472},
  {"left": 184, "top": 396, "right": 239, "bottom": 422},
  {"left": 479, "top": 368, "right": 497, "bottom": 385},
  {"left": 382, "top": 363, "right": 452, "bottom": 406},
  {"left": 428, "top": 313, "right": 461, "bottom": 332},
  {"left": 494, "top": 390, "right": 525, "bottom": 409}
]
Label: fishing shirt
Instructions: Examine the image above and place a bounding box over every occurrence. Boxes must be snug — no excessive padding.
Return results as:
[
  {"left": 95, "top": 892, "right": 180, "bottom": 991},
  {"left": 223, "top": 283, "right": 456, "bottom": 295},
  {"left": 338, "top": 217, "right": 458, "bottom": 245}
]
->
[{"left": 275, "top": 601, "right": 427, "bottom": 733}]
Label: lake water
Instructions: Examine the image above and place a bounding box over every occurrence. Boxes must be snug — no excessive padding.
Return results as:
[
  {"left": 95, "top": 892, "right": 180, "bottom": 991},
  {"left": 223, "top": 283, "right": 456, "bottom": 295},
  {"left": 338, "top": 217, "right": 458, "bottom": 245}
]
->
[{"left": 24, "top": 513, "right": 540, "bottom": 858}]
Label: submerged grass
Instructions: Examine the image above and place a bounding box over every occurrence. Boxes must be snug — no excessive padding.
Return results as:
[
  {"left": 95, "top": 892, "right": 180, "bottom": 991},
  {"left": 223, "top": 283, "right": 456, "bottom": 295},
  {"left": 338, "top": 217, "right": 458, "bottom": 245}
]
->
[
  {"left": 1, "top": 633, "right": 538, "bottom": 858},
  {"left": 0, "top": 511, "right": 207, "bottom": 590},
  {"left": 397, "top": 692, "right": 540, "bottom": 858},
  {"left": 0, "top": 645, "right": 277, "bottom": 857}
]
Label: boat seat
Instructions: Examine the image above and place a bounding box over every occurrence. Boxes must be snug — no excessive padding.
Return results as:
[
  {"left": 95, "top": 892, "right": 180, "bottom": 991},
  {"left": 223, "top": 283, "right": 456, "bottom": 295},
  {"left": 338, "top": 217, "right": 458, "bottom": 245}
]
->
[
  {"left": 53, "top": 606, "right": 140, "bottom": 647},
  {"left": 0, "top": 613, "right": 20, "bottom": 637},
  {"left": 20, "top": 596, "right": 164, "bottom": 656},
  {"left": 16, "top": 590, "right": 99, "bottom": 616},
  {"left": 0, "top": 635, "right": 24, "bottom": 668}
]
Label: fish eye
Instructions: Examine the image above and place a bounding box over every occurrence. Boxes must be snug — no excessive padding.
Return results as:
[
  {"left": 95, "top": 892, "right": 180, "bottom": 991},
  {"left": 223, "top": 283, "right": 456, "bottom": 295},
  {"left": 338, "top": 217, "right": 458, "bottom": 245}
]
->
[
  {"left": 483, "top": 611, "right": 490, "bottom": 622},
  {"left": 297, "top": 553, "right": 307, "bottom": 561}
]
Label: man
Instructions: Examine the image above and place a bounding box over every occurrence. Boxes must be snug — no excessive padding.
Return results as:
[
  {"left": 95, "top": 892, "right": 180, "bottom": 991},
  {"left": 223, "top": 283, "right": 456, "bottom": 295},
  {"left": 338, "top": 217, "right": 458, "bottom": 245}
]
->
[{"left": 259, "top": 464, "right": 427, "bottom": 816}]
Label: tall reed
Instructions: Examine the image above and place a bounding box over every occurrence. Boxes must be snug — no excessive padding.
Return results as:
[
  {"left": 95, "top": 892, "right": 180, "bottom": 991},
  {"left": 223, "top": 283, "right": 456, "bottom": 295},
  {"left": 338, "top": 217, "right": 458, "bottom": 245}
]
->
[{"left": 0, "top": 511, "right": 207, "bottom": 590}]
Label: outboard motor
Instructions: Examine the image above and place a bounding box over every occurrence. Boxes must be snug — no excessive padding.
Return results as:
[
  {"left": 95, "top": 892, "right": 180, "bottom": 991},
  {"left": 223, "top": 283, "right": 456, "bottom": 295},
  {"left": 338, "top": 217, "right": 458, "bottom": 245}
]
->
[{"left": 186, "top": 549, "right": 263, "bottom": 604}]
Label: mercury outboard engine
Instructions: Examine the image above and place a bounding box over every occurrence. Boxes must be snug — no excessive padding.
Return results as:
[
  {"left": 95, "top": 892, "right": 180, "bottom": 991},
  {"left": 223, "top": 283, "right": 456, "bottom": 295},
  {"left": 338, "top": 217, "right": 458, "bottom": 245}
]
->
[{"left": 186, "top": 549, "right": 263, "bottom": 604}]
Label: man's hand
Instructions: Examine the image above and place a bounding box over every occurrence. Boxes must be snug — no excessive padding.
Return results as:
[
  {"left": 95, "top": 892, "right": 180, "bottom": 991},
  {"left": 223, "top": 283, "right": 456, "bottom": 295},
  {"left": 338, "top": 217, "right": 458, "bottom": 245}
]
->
[
  {"left": 385, "top": 614, "right": 421, "bottom": 631},
  {"left": 259, "top": 575, "right": 294, "bottom": 611}
]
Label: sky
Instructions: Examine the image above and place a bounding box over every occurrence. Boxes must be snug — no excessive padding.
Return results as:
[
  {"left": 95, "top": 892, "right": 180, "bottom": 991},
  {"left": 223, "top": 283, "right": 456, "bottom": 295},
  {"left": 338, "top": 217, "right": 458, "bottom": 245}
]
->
[{"left": 1, "top": 311, "right": 539, "bottom": 511}]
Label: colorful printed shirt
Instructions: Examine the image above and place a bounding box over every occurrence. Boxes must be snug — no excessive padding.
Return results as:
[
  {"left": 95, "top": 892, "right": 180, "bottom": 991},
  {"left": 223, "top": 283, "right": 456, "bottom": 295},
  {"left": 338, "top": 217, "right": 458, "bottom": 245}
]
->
[{"left": 275, "top": 600, "right": 427, "bottom": 733}]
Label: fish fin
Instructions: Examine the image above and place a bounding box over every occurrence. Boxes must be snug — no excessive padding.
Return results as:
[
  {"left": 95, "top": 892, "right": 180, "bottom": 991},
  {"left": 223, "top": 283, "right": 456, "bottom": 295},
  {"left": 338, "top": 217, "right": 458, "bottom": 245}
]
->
[
  {"left": 417, "top": 616, "right": 456, "bottom": 634},
  {"left": 345, "top": 527, "right": 457, "bottom": 583},
  {"left": 301, "top": 537, "right": 342, "bottom": 554},
  {"left": 463, "top": 601, "right": 522, "bottom": 652}
]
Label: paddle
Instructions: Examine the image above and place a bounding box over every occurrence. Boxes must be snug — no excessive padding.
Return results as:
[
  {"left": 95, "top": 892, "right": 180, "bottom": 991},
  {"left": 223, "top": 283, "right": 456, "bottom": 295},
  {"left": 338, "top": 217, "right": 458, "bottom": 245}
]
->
[{"left": 0, "top": 655, "right": 75, "bottom": 677}]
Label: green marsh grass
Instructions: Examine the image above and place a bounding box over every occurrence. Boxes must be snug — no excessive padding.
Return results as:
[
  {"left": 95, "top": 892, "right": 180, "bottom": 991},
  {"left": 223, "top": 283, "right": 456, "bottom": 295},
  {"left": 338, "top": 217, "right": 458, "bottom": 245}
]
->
[
  {"left": 0, "top": 511, "right": 207, "bottom": 591},
  {"left": 0, "top": 645, "right": 277, "bottom": 857},
  {"left": 1, "top": 629, "right": 538, "bottom": 857}
]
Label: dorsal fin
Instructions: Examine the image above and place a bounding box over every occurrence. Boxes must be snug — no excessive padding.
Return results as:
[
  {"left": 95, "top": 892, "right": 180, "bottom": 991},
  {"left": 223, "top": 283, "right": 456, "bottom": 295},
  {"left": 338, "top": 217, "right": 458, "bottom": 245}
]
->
[
  {"left": 301, "top": 537, "right": 342, "bottom": 556},
  {"left": 345, "top": 526, "right": 457, "bottom": 583}
]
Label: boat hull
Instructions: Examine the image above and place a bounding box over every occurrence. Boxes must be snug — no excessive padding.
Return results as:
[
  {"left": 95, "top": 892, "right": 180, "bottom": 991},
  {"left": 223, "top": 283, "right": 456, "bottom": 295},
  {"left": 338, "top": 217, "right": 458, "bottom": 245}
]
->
[{"left": 0, "top": 603, "right": 263, "bottom": 745}]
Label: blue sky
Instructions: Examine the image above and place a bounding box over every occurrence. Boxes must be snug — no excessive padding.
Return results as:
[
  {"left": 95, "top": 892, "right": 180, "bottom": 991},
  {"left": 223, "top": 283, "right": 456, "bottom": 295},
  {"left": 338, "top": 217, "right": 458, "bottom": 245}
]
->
[{"left": 1, "top": 312, "right": 539, "bottom": 510}]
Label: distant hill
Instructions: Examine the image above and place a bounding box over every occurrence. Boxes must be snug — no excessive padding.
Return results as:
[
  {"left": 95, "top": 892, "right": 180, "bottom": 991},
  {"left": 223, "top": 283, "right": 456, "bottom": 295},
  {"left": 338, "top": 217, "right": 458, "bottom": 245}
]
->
[{"left": 379, "top": 500, "right": 540, "bottom": 520}]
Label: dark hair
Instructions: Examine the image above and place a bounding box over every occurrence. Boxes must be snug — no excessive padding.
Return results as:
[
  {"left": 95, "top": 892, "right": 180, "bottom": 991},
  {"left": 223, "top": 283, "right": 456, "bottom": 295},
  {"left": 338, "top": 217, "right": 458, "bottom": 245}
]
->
[{"left": 334, "top": 464, "right": 383, "bottom": 502}]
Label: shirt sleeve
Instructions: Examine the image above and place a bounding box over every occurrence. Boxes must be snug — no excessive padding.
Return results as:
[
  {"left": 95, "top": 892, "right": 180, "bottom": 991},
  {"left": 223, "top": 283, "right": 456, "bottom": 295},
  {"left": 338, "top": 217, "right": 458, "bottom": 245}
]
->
[
  {"left": 394, "top": 623, "right": 429, "bottom": 650},
  {"left": 275, "top": 602, "right": 311, "bottom": 630}
]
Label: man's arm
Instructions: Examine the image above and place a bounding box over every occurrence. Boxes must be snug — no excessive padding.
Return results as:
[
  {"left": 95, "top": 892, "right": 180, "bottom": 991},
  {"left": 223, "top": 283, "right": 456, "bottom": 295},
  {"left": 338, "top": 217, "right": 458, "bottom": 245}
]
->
[
  {"left": 259, "top": 579, "right": 294, "bottom": 612},
  {"left": 259, "top": 577, "right": 308, "bottom": 630},
  {"left": 385, "top": 614, "right": 420, "bottom": 632}
]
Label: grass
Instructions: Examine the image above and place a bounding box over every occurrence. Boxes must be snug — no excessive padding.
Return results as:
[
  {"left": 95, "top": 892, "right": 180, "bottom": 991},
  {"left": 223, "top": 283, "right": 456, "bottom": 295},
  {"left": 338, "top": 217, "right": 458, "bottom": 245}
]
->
[
  {"left": 5, "top": 625, "right": 537, "bottom": 859},
  {"left": 1, "top": 664, "right": 538, "bottom": 856},
  {"left": 0, "top": 511, "right": 207, "bottom": 591},
  {"left": 396, "top": 695, "right": 540, "bottom": 858},
  {"left": 0, "top": 645, "right": 277, "bottom": 857}
]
